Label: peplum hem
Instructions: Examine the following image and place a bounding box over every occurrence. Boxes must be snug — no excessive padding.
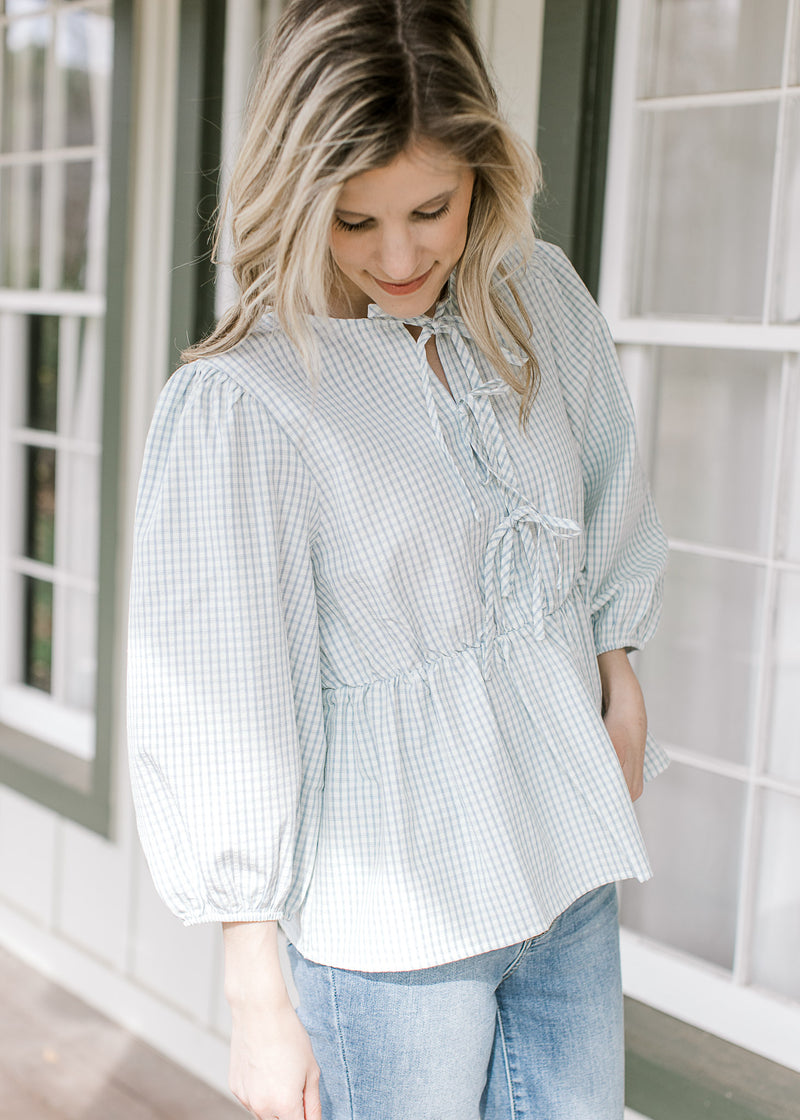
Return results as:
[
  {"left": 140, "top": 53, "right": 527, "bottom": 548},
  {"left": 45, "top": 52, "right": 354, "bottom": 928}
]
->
[{"left": 284, "top": 599, "right": 664, "bottom": 972}]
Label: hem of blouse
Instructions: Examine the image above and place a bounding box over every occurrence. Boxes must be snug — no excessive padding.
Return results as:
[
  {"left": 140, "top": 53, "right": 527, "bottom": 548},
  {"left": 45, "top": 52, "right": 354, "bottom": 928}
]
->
[
  {"left": 593, "top": 635, "right": 646, "bottom": 657},
  {"left": 181, "top": 909, "right": 287, "bottom": 927},
  {"left": 287, "top": 867, "right": 651, "bottom": 972}
]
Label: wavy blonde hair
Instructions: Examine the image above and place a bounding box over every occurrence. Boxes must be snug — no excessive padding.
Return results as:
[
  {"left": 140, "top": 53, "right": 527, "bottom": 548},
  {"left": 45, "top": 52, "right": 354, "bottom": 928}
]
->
[{"left": 185, "top": 0, "right": 542, "bottom": 420}]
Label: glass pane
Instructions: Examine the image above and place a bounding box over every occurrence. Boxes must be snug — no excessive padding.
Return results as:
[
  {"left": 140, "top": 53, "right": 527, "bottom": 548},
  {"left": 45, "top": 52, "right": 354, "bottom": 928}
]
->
[
  {"left": 638, "top": 552, "right": 763, "bottom": 763},
  {"left": 766, "top": 572, "right": 800, "bottom": 783},
  {"left": 751, "top": 790, "right": 800, "bottom": 1001},
  {"left": 61, "top": 450, "right": 99, "bottom": 582},
  {"left": 63, "top": 587, "right": 97, "bottom": 710},
  {"left": 58, "top": 8, "right": 113, "bottom": 148},
  {"left": 620, "top": 763, "right": 747, "bottom": 969},
  {"left": 25, "top": 445, "right": 56, "bottom": 564},
  {"left": 24, "top": 575, "right": 53, "bottom": 692},
  {"left": 651, "top": 349, "right": 780, "bottom": 554},
  {"left": 778, "top": 374, "right": 800, "bottom": 560},
  {"left": 635, "top": 104, "right": 777, "bottom": 320},
  {"left": 0, "top": 163, "right": 42, "bottom": 287},
  {"left": 62, "top": 159, "right": 92, "bottom": 289},
  {"left": 1, "top": 12, "right": 50, "bottom": 152},
  {"left": 26, "top": 314, "right": 59, "bottom": 430},
  {"left": 773, "top": 97, "right": 800, "bottom": 324},
  {"left": 643, "top": 0, "right": 788, "bottom": 96},
  {"left": 66, "top": 317, "right": 102, "bottom": 443}
]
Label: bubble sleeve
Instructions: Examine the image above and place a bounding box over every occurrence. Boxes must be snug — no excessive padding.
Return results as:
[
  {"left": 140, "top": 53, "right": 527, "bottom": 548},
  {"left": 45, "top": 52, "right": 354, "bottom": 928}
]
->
[{"left": 127, "top": 364, "right": 325, "bottom": 925}]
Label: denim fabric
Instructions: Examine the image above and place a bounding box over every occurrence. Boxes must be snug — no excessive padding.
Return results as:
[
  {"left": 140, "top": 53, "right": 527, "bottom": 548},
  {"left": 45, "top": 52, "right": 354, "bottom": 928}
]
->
[{"left": 287, "top": 883, "right": 624, "bottom": 1119}]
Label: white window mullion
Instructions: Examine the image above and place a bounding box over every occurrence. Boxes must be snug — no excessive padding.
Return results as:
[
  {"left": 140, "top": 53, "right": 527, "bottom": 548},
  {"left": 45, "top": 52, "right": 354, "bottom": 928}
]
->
[{"left": 761, "top": 5, "right": 797, "bottom": 324}]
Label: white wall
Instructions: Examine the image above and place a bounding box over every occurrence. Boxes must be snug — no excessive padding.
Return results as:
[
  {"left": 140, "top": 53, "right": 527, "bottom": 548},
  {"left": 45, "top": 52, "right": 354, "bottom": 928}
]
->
[{"left": 0, "top": 0, "right": 547, "bottom": 1095}]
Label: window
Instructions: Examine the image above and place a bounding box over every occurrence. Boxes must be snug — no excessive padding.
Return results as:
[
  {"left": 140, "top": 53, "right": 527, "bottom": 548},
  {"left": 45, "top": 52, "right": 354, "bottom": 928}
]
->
[
  {"left": 0, "top": 0, "right": 129, "bottom": 832},
  {"left": 601, "top": 0, "right": 800, "bottom": 1027}
]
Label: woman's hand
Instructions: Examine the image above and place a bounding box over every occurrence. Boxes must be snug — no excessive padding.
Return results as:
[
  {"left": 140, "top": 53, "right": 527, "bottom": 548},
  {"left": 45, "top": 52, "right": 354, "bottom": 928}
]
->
[
  {"left": 597, "top": 649, "right": 647, "bottom": 801},
  {"left": 223, "top": 921, "right": 321, "bottom": 1120}
]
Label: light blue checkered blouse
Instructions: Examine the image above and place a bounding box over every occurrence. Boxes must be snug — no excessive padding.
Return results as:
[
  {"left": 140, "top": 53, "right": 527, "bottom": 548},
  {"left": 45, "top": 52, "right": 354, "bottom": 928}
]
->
[{"left": 128, "top": 241, "right": 668, "bottom": 970}]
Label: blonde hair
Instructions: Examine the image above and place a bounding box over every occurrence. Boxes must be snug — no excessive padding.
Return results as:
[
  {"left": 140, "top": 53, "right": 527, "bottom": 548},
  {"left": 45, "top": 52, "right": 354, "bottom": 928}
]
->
[{"left": 185, "top": 0, "right": 542, "bottom": 420}]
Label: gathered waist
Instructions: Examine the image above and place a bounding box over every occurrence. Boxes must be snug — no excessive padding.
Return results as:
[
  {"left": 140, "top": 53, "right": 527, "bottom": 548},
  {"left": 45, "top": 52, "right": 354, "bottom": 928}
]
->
[{"left": 320, "top": 586, "right": 587, "bottom": 697}]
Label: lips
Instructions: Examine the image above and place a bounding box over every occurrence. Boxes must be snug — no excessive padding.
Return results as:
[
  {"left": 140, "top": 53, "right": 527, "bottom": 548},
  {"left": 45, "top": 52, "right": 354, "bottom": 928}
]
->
[{"left": 372, "top": 266, "right": 434, "bottom": 296}]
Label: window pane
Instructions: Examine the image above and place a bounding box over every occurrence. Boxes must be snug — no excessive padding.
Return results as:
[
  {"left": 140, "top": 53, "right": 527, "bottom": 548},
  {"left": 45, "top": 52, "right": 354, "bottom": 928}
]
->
[
  {"left": 65, "top": 317, "right": 102, "bottom": 443},
  {"left": 63, "top": 587, "right": 96, "bottom": 710},
  {"left": 773, "top": 97, "right": 800, "bottom": 324},
  {"left": 1, "top": 12, "right": 50, "bottom": 152},
  {"left": 620, "top": 763, "right": 747, "bottom": 970},
  {"left": 778, "top": 375, "right": 800, "bottom": 561},
  {"left": 766, "top": 572, "right": 800, "bottom": 783},
  {"left": 58, "top": 7, "right": 113, "bottom": 148},
  {"left": 751, "top": 790, "right": 800, "bottom": 1001},
  {"left": 651, "top": 349, "right": 780, "bottom": 554},
  {"left": 643, "top": 0, "right": 788, "bottom": 96},
  {"left": 62, "top": 159, "right": 93, "bottom": 290},
  {"left": 638, "top": 552, "right": 763, "bottom": 763},
  {"left": 26, "top": 314, "right": 59, "bottom": 431},
  {"left": 24, "top": 575, "right": 53, "bottom": 692},
  {"left": 635, "top": 104, "right": 777, "bottom": 319},
  {"left": 25, "top": 445, "right": 56, "bottom": 565},
  {"left": 61, "top": 451, "right": 99, "bottom": 581},
  {"left": 0, "top": 163, "right": 42, "bottom": 288}
]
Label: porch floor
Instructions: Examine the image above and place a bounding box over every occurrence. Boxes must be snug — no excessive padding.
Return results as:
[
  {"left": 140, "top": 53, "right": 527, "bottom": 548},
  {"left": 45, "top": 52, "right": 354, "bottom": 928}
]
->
[{"left": 0, "top": 945, "right": 241, "bottom": 1119}]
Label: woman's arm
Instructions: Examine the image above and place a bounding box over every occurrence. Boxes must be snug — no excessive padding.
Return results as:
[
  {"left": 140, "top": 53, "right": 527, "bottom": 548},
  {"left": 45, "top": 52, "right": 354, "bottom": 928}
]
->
[
  {"left": 223, "top": 921, "right": 321, "bottom": 1120},
  {"left": 597, "top": 648, "right": 647, "bottom": 801}
]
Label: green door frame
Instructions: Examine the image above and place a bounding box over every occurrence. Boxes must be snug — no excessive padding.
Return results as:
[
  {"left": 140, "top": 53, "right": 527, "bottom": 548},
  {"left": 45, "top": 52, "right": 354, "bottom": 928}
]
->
[{"left": 536, "top": 0, "right": 619, "bottom": 297}]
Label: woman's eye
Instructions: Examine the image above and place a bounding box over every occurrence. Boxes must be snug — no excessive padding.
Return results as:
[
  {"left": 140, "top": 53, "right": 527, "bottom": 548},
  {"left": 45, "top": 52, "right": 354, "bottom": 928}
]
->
[
  {"left": 415, "top": 202, "right": 451, "bottom": 222},
  {"left": 333, "top": 216, "right": 371, "bottom": 232}
]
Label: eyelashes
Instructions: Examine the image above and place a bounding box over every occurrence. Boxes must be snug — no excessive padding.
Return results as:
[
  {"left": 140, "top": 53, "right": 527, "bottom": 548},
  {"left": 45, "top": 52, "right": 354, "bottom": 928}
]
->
[{"left": 333, "top": 201, "right": 451, "bottom": 233}]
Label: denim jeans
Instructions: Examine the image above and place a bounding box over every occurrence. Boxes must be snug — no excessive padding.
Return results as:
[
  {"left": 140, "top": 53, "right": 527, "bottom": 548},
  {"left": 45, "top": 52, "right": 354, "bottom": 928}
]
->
[{"left": 286, "top": 882, "right": 624, "bottom": 1119}]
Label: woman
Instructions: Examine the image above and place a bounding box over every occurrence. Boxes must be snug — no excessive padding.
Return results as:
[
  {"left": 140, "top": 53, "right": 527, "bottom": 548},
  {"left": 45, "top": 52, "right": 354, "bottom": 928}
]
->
[{"left": 127, "top": 1, "right": 668, "bottom": 1118}]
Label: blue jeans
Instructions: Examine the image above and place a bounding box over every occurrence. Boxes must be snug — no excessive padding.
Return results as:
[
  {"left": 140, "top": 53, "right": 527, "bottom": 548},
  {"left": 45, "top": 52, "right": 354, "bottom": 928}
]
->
[{"left": 286, "top": 883, "right": 624, "bottom": 1119}]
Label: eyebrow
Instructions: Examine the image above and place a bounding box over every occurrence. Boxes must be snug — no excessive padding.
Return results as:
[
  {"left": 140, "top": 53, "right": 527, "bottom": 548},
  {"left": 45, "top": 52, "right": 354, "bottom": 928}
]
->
[{"left": 335, "top": 188, "right": 456, "bottom": 220}]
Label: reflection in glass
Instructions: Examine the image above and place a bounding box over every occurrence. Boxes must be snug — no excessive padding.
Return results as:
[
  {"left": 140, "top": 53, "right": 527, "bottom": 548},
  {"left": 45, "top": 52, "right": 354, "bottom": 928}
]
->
[
  {"left": 643, "top": 0, "right": 787, "bottom": 97},
  {"left": 774, "top": 98, "right": 800, "bottom": 324},
  {"left": 1, "top": 14, "right": 50, "bottom": 152},
  {"left": 62, "top": 450, "right": 99, "bottom": 583},
  {"left": 24, "top": 576, "right": 53, "bottom": 692},
  {"left": 62, "top": 160, "right": 92, "bottom": 289},
  {"left": 638, "top": 552, "right": 763, "bottom": 763},
  {"left": 25, "top": 446, "right": 56, "bottom": 565},
  {"left": 778, "top": 378, "right": 800, "bottom": 560},
  {"left": 651, "top": 349, "right": 780, "bottom": 553},
  {"left": 26, "top": 314, "right": 59, "bottom": 430},
  {"left": 766, "top": 573, "right": 800, "bottom": 784},
  {"left": 620, "top": 763, "right": 746, "bottom": 970},
  {"left": 64, "top": 588, "right": 97, "bottom": 711},
  {"left": 58, "top": 8, "right": 113, "bottom": 148},
  {"left": 635, "top": 104, "right": 777, "bottom": 319},
  {"left": 751, "top": 790, "right": 800, "bottom": 1001},
  {"left": 0, "top": 164, "right": 42, "bottom": 287},
  {"left": 67, "top": 317, "right": 102, "bottom": 443}
]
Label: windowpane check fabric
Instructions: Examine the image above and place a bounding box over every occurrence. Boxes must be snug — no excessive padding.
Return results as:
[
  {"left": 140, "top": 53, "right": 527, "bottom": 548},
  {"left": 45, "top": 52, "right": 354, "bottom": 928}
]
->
[{"left": 127, "top": 241, "right": 669, "bottom": 971}]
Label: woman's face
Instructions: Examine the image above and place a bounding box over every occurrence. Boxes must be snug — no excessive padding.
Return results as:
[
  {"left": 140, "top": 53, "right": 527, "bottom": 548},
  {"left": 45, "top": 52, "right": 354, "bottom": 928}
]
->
[{"left": 329, "top": 142, "right": 475, "bottom": 318}]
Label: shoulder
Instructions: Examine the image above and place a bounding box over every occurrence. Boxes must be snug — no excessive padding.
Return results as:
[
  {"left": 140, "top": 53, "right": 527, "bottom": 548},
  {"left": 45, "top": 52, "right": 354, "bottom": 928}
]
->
[{"left": 503, "top": 239, "right": 601, "bottom": 330}]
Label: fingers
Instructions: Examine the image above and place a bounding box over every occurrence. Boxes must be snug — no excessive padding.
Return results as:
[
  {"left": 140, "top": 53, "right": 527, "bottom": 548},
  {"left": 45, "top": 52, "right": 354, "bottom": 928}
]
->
[{"left": 304, "top": 1067, "right": 323, "bottom": 1120}]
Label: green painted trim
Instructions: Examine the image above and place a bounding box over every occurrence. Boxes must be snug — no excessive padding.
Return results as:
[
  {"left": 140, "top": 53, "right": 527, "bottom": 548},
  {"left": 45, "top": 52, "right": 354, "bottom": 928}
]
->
[
  {"left": 536, "top": 0, "right": 618, "bottom": 296},
  {"left": 168, "top": 0, "right": 227, "bottom": 372},
  {"left": 624, "top": 998, "right": 800, "bottom": 1120},
  {"left": 0, "top": 0, "right": 134, "bottom": 836}
]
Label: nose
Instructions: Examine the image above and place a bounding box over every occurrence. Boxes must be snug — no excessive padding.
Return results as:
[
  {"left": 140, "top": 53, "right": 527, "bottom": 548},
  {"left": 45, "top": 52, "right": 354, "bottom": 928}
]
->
[{"left": 376, "top": 225, "right": 419, "bottom": 281}]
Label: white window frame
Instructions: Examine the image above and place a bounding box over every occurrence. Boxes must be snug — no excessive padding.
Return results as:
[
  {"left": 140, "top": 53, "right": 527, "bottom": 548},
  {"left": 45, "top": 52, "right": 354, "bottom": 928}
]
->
[
  {"left": 0, "top": 0, "right": 112, "bottom": 762},
  {"left": 599, "top": 0, "right": 800, "bottom": 1072}
]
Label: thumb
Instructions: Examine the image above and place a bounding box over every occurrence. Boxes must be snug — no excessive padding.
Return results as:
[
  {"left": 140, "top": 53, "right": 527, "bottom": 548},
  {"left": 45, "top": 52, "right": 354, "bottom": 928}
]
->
[{"left": 304, "top": 1074, "right": 323, "bottom": 1120}]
